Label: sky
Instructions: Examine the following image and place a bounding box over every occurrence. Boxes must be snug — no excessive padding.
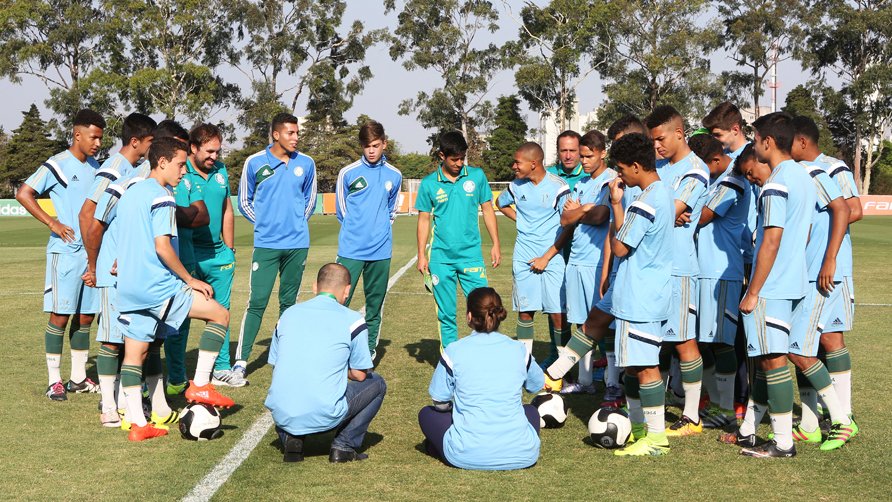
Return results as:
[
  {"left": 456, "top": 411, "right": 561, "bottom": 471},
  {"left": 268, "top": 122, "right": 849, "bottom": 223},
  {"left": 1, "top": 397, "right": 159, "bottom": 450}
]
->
[{"left": 0, "top": 0, "right": 817, "bottom": 153}]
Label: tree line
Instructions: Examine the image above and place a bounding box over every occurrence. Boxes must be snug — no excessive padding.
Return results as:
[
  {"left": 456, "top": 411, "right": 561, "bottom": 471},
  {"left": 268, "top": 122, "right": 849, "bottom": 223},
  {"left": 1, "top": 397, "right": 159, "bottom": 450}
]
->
[{"left": 0, "top": 0, "right": 889, "bottom": 195}]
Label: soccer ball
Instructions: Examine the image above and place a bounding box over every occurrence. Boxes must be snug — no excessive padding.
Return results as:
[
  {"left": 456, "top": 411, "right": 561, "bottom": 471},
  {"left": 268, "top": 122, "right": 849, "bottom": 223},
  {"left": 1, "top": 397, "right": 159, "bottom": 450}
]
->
[
  {"left": 179, "top": 403, "right": 224, "bottom": 441},
  {"left": 588, "top": 406, "right": 632, "bottom": 449},
  {"left": 531, "top": 392, "right": 568, "bottom": 429}
]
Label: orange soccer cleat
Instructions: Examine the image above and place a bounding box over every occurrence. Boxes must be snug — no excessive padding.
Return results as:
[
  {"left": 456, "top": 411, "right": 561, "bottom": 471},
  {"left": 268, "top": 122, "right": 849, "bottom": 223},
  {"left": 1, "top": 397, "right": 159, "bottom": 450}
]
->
[{"left": 185, "top": 381, "right": 235, "bottom": 409}]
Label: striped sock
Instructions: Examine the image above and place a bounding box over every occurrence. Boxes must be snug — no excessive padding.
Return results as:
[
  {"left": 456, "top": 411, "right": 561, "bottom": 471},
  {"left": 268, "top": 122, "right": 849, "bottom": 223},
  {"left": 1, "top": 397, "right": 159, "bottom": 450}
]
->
[
  {"left": 69, "top": 324, "right": 90, "bottom": 383},
  {"left": 714, "top": 345, "right": 737, "bottom": 411},
  {"left": 803, "top": 360, "right": 849, "bottom": 425},
  {"left": 640, "top": 379, "right": 666, "bottom": 436},
  {"left": 680, "top": 356, "right": 703, "bottom": 422},
  {"left": 516, "top": 318, "right": 534, "bottom": 355},
  {"left": 121, "top": 364, "right": 147, "bottom": 427},
  {"left": 44, "top": 322, "right": 65, "bottom": 385},
  {"left": 739, "top": 370, "right": 768, "bottom": 437},
  {"left": 547, "top": 326, "right": 593, "bottom": 380},
  {"left": 766, "top": 366, "right": 794, "bottom": 450},
  {"left": 97, "top": 344, "right": 120, "bottom": 413},
  {"left": 195, "top": 322, "right": 227, "bottom": 386},
  {"left": 624, "top": 373, "right": 644, "bottom": 424},
  {"left": 825, "top": 347, "right": 853, "bottom": 416}
]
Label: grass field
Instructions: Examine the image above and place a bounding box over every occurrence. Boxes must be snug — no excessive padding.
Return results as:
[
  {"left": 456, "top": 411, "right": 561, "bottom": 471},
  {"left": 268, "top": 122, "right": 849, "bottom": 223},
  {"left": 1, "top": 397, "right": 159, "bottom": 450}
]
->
[{"left": 1, "top": 215, "right": 890, "bottom": 501}]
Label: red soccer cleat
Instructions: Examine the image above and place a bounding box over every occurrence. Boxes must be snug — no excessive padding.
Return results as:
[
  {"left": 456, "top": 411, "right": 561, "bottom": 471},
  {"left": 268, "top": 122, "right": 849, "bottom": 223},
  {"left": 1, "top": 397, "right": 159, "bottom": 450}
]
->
[
  {"left": 186, "top": 381, "right": 235, "bottom": 409},
  {"left": 128, "top": 423, "right": 169, "bottom": 442}
]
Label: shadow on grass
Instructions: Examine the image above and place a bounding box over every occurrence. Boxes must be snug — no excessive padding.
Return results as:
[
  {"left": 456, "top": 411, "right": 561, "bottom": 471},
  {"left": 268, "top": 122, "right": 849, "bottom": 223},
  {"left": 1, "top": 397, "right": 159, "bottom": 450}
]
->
[
  {"left": 405, "top": 338, "right": 441, "bottom": 367},
  {"left": 268, "top": 431, "right": 385, "bottom": 459}
]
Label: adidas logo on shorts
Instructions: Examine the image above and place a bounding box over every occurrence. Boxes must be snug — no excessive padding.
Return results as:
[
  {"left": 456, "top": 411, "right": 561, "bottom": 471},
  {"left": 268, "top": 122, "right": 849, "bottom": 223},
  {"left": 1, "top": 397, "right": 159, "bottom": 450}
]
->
[
  {"left": 790, "top": 342, "right": 800, "bottom": 350},
  {"left": 520, "top": 195, "right": 527, "bottom": 201},
  {"left": 831, "top": 317, "right": 843, "bottom": 326},
  {"left": 665, "top": 328, "right": 676, "bottom": 337},
  {"left": 747, "top": 344, "right": 756, "bottom": 352},
  {"left": 72, "top": 175, "right": 79, "bottom": 181}
]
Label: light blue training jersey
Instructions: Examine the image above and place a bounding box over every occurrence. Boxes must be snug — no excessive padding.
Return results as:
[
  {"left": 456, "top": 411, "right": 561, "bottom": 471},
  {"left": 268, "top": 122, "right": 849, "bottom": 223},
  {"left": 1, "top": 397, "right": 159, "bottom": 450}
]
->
[
  {"left": 336, "top": 155, "right": 403, "bottom": 261},
  {"left": 86, "top": 152, "right": 135, "bottom": 204},
  {"left": 497, "top": 173, "right": 570, "bottom": 263},
  {"left": 658, "top": 151, "right": 710, "bottom": 276},
  {"left": 607, "top": 184, "right": 643, "bottom": 275},
  {"left": 814, "top": 153, "right": 858, "bottom": 278},
  {"left": 238, "top": 146, "right": 317, "bottom": 249},
  {"left": 24, "top": 150, "right": 100, "bottom": 254},
  {"left": 696, "top": 167, "right": 751, "bottom": 280},
  {"left": 568, "top": 169, "right": 615, "bottom": 266},
  {"left": 611, "top": 180, "right": 675, "bottom": 322},
  {"left": 728, "top": 143, "right": 757, "bottom": 264},
  {"left": 93, "top": 165, "right": 149, "bottom": 288},
  {"left": 429, "top": 331, "right": 544, "bottom": 471},
  {"left": 752, "top": 159, "right": 816, "bottom": 300},
  {"left": 803, "top": 163, "right": 844, "bottom": 281},
  {"left": 115, "top": 178, "right": 183, "bottom": 311},
  {"left": 265, "top": 295, "right": 373, "bottom": 436}
]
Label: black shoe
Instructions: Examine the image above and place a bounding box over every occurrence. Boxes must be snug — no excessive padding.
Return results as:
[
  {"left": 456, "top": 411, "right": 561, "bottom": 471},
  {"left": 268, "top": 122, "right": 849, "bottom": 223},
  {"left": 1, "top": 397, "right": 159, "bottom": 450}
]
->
[
  {"left": 718, "top": 429, "right": 759, "bottom": 447},
  {"left": 282, "top": 434, "right": 305, "bottom": 463},
  {"left": 740, "top": 440, "right": 796, "bottom": 458},
  {"left": 329, "top": 448, "right": 368, "bottom": 463}
]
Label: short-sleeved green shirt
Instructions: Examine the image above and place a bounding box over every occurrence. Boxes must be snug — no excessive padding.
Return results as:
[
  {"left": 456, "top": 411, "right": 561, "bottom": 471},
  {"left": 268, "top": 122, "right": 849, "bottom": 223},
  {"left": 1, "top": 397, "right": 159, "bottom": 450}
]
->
[
  {"left": 187, "top": 159, "right": 230, "bottom": 251},
  {"left": 415, "top": 165, "right": 492, "bottom": 264},
  {"left": 172, "top": 164, "right": 204, "bottom": 266},
  {"left": 546, "top": 163, "right": 586, "bottom": 191}
]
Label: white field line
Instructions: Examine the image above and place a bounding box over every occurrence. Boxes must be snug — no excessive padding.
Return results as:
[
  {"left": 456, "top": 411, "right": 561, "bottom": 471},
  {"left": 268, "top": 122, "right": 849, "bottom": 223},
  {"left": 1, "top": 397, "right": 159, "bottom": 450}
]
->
[{"left": 181, "top": 255, "right": 418, "bottom": 502}]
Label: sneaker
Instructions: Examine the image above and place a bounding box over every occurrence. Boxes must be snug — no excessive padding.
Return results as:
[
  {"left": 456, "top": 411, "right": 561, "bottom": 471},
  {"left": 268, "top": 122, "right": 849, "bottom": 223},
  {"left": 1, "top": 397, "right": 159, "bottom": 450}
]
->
[
  {"left": 166, "top": 381, "right": 188, "bottom": 396},
  {"left": 718, "top": 428, "right": 758, "bottom": 447},
  {"left": 543, "top": 374, "right": 563, "bottom": 393},
  {"left": 100, "top": 409, "right": 122, "bottom": 428},
  {"left": 282, "top": 434, "right": 305, "bottom": 463},
  {"left": 792, "top": 424, "right": 823, "bottom": 443},
  {"left": 46, "top": 381, "right": 67, "bottom": 401},
  {"left": 211, "top": 370, "right": 234, "bottom": 387},
  {"left": 665, "top": 415, "right": 703, "bottom": 437},
  {"left": 615, "top": 434, "right": 669, "bottom": 456},
  {"left": 128, "top": 423, "right": 168, "bottom": 442},
  {"left": 740, "top": 440, "right": 796, "bottom": 458},
  {"left": 560, "top": 382, "right": 597, "bottom": 395},
  {"left": 185, "top": 381, "right": 234, "bottom": 408},
  {"left": 231, "top": 363, "right": 249, "bottom": 385},
  {"left": 700, "top": 404, "right": 735, "bottom": 429},
  {"left": 820, "top": 420, "right": 859, "bottom": 451},
  {"left": 66, "top": 378, "right": 99, "bottom": 393},
  {"left": 151, "top": 410, "right": 181, "bottom": 427}
]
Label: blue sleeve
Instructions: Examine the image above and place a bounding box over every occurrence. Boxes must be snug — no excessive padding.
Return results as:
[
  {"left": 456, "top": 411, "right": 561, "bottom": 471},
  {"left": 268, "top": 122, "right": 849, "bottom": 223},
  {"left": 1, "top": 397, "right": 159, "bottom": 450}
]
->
[
  {"left": 707, "top": 176, "right": 745, "bottom": 217},
  {"left": 828, "top": 162, "right": 860, "bottom": 198},
  {"left": 24, "top": 161, "right": 60, "bottom": 195},
  {"left": 348, "top": 317, "right": 373, "bottom": 370},
  {"left": 555, "top": 185, "right": 571, "bottom": 215},
  {"left": 94, "top": 184, "right": 122, "bottom": 224},
  {"left": 675, "top": 170, "right": 708, "bottom": 209},
  {"left": 497, "top": 183, "right": 516, "bottom": 208},
  {"left": 88, "top": 167, "right": 120, "bottom": 203},
  {"left": 335, "top": 166, "right": 348, "bottom": 223},
  {"left": 388, "top": 170, "right": 402, "bottom": 224},
  {"left": 151, "top": 194, "right": 177, "bottom": 238},
  {"left": 303, "top": 160, "right": 317, "bottom": 221},
  {"left": 616, "top": 199, "right": 656, "bottom": 249},
  {"left": 238, "top": 159, "right": 256, "bottom": 224},
  {"left": 524, "top": 352, "right": 545, "bottom": 393},
  {"left": 428, "top": 351, "right": 456, "bottom": 402},
  {"left": 760, "top": 183, "right": 789, "bottom": 228},
  {"left": 814, "top": 171, "right": 842, "bottom": 209},
  {"left": 268, "top": 323, "right": 280, "bottom": 366},
  {"left": 414, "top": 180, "right": 433, "bottom": 213}
]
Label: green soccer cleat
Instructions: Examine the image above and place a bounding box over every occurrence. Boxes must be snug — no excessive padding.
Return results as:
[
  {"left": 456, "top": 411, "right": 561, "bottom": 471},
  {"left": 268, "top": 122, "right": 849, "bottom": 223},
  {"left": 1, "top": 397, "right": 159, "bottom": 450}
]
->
[
  {"left": 166, "top": 381, "right": 188, "bottom": 396},
  {"left": 792, "top": 424, "right": 823, "bottom": 444},
  {"left": 615, "top": 434, "right": 669, "bottom": 457},
  {"left": 820, "top": 420, "right": 859, "bottom": 451},
  {"left": 700, "top": 404, "right": 736, "bottom": 429}
]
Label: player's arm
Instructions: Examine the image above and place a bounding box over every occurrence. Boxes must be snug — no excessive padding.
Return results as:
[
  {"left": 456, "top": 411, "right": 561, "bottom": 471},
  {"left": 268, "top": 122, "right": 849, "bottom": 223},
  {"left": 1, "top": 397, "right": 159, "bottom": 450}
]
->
[
  {"left": 496, "top": 187, "right": 517, "bottom": 221},
  {"left": 600, "top": 231, "right": 613, "bottom": 296},
  {"left": 16, "top": 184, "right": 75, "bottom": 242},
  {"left": 830, "top": 164, "right": 862, "bottom": 223},
  {"left": 237, "top": 159, "right": 257, "bottom": 224},
  {"left": 303, "top": 161, "right": 318, "bottom": 221},
  {"left": 530, "top": 226, "right": 573, "bottom": 272},
  {"left": 416, "top": 211, "right": 431, "bottom": 275},
  {"left": 155, "top": 234, "right": 213, "bottom": 298},
  {"left": 388, "top": 172, "right": 403, "bottom": 224},
  {"left": 606, "top": 178, "right": 632, "bottom": 257},
  {"left": 740, "top": 226, "right": 781, "bottom": 313},
  {"left": 819, "top": 196, "right": 850, "bottom": 292},
  {"left": 498, "top": 204, "right": 516, "bottom": 221},
  {"left": 78, "top": 199, "right": 98, "bottom": 246},
  {"left": 176, "top": 199, "right": 209, "bottom": 228},
  {"left": 82, "top": 218, "right": 107, "bottom": 286},
  {"left": 846, "top": 197, "right": 862, "bottom": 223},
  {"left": 480, "top": 202, "right": 501, "bottom": 268},
  {"left": 524, "top": 352, "right": 546, "bottom": 393},
  {"left": 348, "top": 320, "right": 373, "bottom": 381},
  {"left": 222, "top": 196, "right": 235, "bottom": 250},
  {"left": 429, "top": 352, "right": 456, "bottom": 411}
]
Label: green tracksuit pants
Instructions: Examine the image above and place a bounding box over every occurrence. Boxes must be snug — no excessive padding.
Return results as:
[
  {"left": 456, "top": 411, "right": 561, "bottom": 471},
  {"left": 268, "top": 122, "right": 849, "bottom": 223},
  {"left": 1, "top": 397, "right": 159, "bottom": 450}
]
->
[
  {"left": 336, "top": 256, "right": 391, "bottom": 357},
  {"left": 429, "top": 261, "right": 488, "bottom": 348}
]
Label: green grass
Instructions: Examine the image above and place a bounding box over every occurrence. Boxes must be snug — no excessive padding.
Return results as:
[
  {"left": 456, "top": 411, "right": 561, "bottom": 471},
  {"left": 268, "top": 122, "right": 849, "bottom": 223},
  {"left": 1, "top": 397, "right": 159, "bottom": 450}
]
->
[{"left": 1, "top": 215, "right": 890, "bottom": 501}]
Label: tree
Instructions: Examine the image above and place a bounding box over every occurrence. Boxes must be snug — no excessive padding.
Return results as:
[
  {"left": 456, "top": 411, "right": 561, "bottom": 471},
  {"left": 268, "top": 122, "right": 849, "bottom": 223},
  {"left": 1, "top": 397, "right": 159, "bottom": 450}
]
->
[
  {"left": 507, "top": 0, "right": 611, "bottom": 132},
  {"left": 0, "top": 105, "right": 59, "bottom": 195},
  {"left": 802, "top": 0, "right": 892, "bottom": 194},
  {"left": 299, "top": 117, "right": 367, "bottom": 192},
  {"left": 869, "top": 140, "right": 892, "bottom": 194},
  {"left": 385, "top": 0, "right": 510, "bottom": 162},
  {"left": 595, "top": 0, "right": 726, "bottom": 127},
  {"left": 781, "top": 85, "right": 839, "bottom": 156},
  {"left": 482, "top": 95, "right": 528, "bottom": 181},
  {"left": 393, "top": 152, "right": 438, "bottom": 179},
  {"left": 718, "top": 0, "right": 808, "bottom": 116}
]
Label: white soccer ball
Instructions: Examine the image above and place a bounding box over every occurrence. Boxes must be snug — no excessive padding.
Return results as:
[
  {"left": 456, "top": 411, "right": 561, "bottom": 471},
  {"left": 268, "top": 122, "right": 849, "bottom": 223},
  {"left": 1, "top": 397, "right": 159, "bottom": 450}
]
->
[
  {"left": 588, "top": 406, "right": 632, "bottom": 449},
  {"left": 179, "top": 403, "right": 224, "bottom": 441},
  {"left": 532, "top": 392, "right": 568, "bottom": 429}
]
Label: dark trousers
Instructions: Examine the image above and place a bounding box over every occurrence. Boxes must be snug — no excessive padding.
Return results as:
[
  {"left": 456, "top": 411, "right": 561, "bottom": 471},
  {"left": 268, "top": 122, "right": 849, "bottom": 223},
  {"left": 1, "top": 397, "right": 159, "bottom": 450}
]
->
[{"left": 417, "top": 404, "right": 540, "bottom": 466}]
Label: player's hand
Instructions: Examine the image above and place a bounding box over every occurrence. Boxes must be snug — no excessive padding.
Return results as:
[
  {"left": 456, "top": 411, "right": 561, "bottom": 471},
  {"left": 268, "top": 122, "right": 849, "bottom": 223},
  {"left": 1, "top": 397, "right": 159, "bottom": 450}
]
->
[
  {"left": 188, "top": 278, "right": 214, "bottom": 300},
  {"left": 563, "top": 198, "right": 581, "bottom": 212},
  {"left": 739, "top": 292, "right": 759, "bottom": 315},
  {"left": 528, "top": 256, "right": 549, "bottom": 273},
  {"left": 608, "top": 177, "right": 625, "bottom": 205},
  {"left": 110, "top": 260, "right": 117, "bottom": 276},
  {"left": 490, "top": 245, "right": 501, "bottom": 268},
  {"left": 818, "top": 259, "right": 836, "bottom": 293},
  {"left": 81, "top": 269, "right": 97, "bottom": 288},
  {"left": 416, "top": 254, "right": 429, "bottom": 275},
  {"left": 675, "top": 212, "right": 692, "bottom": 226},
  {"left": 49, "top": 220, "right": 75, "bottom": 243}
]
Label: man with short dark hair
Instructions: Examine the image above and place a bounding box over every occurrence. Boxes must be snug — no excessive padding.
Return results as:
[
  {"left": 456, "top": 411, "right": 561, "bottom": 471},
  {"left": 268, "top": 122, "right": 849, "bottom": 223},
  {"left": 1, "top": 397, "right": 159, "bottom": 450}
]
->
[{"left": 266, "top": 263, "right": 387, "bottom": 463}]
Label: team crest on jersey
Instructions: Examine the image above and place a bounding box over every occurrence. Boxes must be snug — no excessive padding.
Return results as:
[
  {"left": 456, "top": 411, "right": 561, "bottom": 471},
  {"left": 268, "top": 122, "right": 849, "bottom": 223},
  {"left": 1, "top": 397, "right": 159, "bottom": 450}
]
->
[
  {"left": 349, "top": 176, "right": 368, "bottom": 194},
  {"left": 215, "top": 173, "right": 225, "bottom": 185},
  {"left": 294, "top": 166, "right": 304, "bottom": 177},
  {"left": 463, "top": 180, "right": 475, "bottom": 193},
  {"left": 431, "top": 274, "right": 439, "bottom": 286},
  {"left": 183, "top": 179, "right": 192, "bottom": 190},
  {"left": 252, "top": 262, "right": 259, "bottom": 271},
  {"left": 384, "top": 180, "right": 393, "bottom": 191}
]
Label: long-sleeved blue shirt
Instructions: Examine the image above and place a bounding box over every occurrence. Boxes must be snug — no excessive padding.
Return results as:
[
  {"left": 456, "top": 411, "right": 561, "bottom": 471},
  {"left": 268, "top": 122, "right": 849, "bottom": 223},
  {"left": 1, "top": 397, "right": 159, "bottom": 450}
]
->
[
  {"left": 238, "top": 146, "right": 317, "bottom": 249},
  {"left": 335, "top": 155, "right": 402, "bottom": 261}
]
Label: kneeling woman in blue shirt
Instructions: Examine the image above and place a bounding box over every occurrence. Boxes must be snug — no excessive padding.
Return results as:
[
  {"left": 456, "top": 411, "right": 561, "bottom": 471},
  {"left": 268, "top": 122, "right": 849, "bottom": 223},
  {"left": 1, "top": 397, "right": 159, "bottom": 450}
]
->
[{"left": 419, "top": 287, "right": 545, "bottom": 470}]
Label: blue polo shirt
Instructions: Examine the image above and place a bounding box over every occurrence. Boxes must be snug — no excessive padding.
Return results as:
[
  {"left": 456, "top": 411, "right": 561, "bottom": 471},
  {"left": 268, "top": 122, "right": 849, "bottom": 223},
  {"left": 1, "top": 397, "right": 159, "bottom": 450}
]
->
[{"left": 265, "top": 295, "right": 373, "bottom": 436}]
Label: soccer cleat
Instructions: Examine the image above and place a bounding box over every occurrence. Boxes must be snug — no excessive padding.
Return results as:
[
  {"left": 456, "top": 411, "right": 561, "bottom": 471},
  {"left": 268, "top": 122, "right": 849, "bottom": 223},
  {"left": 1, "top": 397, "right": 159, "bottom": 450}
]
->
[
  {"left": 185, "top": 381, "right": 234, "bottom": 408},
  {"left": 740, "top": 440, "right": 796, "bottom": 458},
  {"left": 66, "top": 378, "right": 100, "bottom": 393},
  {"left": 792, "top": 424, "right": 823, "bottom": 444},
  {"left": 543, "top": 374, "right": 563, "bottom": 393},
  {"left": 718, "top": 429, "right": 758, "bottom": 447},
  {"left": 615, "top": 434, "right": 669, "bottom": 456},
  {"left": 100, "top": 410, "right": 122, "bottom": 428},
  {"left": 46, "top": 381, "right": 67, "bottom": 401},
  {"left": 559, "top": 382, "right": 597, "bottom": 395},
  {"left": 151, "top": 410, "right": 181, "bottom": 427},
  {"left": 700, "top": 404, "right": 736, "bottom": 429},
  {"left": 128, "top": 423, "right": 168, "bottom": 442},
  {"left": 166, "top": 381, "right": 188, "bottom": 396},
  {"left": 820, "top": 420, "right": 859, "bottom": 451},
  {"left": 601, "top": 385, "right": 625, "bottom": 408},
  {"left": 630, "top": 422, "right": 647, "bottom": 443},
  {"left": 665, "top": 415, "right": 703, "bottom": 437},
  {"left": 734, "top": 402, "right": 747, "bottom": 420}
]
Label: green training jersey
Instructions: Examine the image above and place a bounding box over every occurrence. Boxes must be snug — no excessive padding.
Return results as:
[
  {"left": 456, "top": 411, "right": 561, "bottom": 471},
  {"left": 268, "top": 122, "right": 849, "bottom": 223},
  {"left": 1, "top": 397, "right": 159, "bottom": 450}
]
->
[
  {"left": 173, "top": 164, "right": 204, "bottom": 266},
  {"left": 546, "top": 163, "right": 586, "bottom": 191},
  {"left": 415, "top": 165, "right": 492, "bottom": 265},
  {"left": 187, "top": 159, "right": 230, "bottom": 251}
]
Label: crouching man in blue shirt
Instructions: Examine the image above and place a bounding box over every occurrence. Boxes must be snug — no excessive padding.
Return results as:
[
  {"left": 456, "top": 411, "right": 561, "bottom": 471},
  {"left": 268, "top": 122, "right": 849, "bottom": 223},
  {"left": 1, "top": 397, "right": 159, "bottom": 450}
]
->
[{"left": 265, "top": 263, "right": 386, "bottom": 463}]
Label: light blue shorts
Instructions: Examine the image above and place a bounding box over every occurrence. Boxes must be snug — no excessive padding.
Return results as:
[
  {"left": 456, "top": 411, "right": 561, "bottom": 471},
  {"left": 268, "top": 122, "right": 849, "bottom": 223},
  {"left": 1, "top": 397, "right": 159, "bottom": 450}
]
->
[
  {"left": 663, "top": 275, "right": 697, "bottom": 342},
  {"left": 820, "top": 277, "right": 854, "bottom": 333},
  {"left": 615, "top": 318, "right": 664, "bottom": 368},
  {"left": 743, "top": 297, "right": 804, "bottom": 357},
  {"left": 697, "top": 278, "right": 741, "bottom": 345},
  {"left": 119, "top": 285, "right": 194, "bottom": 343},
  {"left": 43, "top": 251, "right": 99, "bottom": 315},
  {"left": 596, "top": 271, "right": 618, "bottom": 329},
  {"left": 565, "top": 263, "right": 602, "bottom": 324},
  {"left": 96, "top": 286, "right": 123, "bottom": 344},
  {"left": 512, "top": 258, "right": 565, "bottom": 314},
  {"left": 788, "top": 282, "right": 828, "bottom": 357}
]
